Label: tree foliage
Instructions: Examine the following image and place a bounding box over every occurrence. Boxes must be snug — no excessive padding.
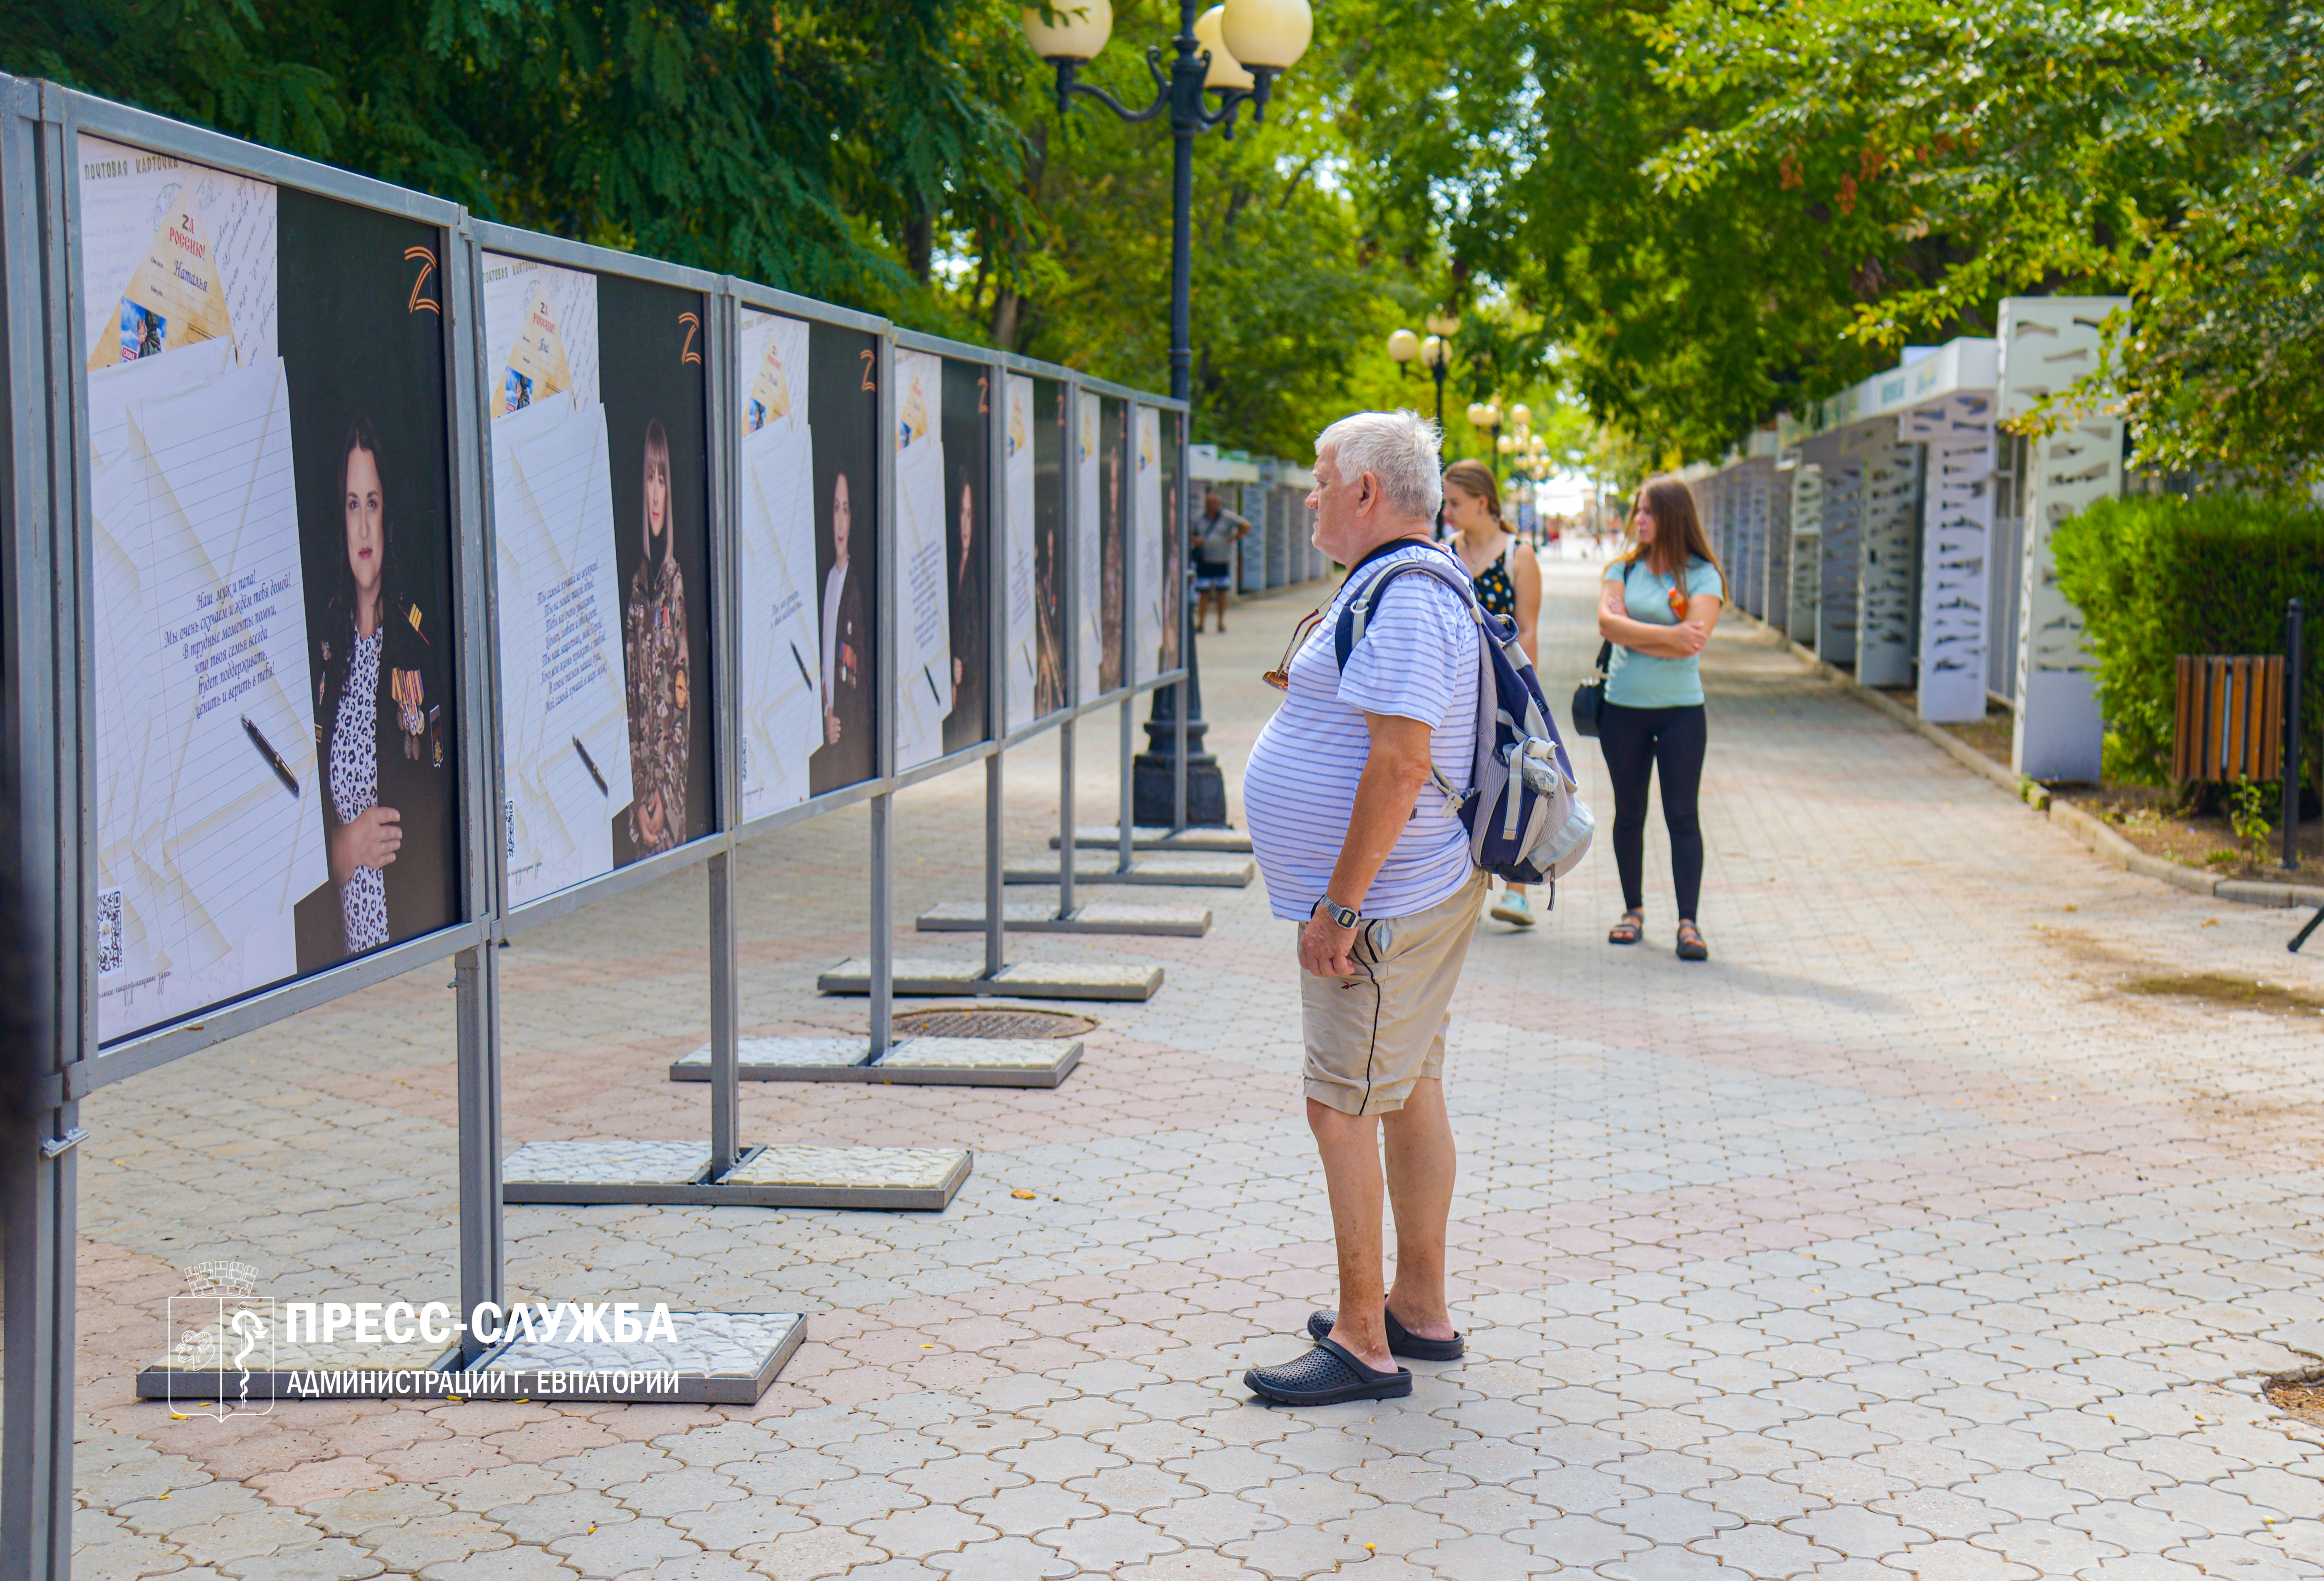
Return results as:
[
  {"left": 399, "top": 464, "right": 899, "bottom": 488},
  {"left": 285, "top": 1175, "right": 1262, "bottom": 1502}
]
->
[
  {"left": 4, "top": 0, "right": 1450, "bottom": 455},
  {"left": 1644, "top": 0, "right": 2324, "bottom": 482},
  {"left": 1326, "top": 0, "right": 2322, "bottom": 481},
  {"left": 8, "top": 0, "right": 1027, "bottom": 306},
  {"left": 943, "top": 0, "right": 1441, "bottom": 456}
]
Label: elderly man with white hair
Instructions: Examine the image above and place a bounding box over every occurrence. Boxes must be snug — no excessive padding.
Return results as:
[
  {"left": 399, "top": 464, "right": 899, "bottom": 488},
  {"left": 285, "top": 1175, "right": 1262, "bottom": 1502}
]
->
[{"left": 1239, "top": 409, "right": 1484, "bottom": 1405}]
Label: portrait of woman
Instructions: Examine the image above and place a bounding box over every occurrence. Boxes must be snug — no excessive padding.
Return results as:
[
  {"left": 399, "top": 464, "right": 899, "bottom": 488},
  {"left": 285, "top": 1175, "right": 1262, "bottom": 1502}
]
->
[
  {"left": 1031, "top": 378, "right": 1067, "bottom": 716},
  {"left": 1033, "top": 535, "right": 1066, "bottom": 716},
  {"left": 1160, "top": 471, "right": 1182, "bottom": 672},
  {"left": 820, "top": 469, "right": 870, "bottom": 772},
  {"left": 311, "top": 418, "right": 449, "bottom": 960},
  {"left": 1100, "top": 434, "right": 1125, "bottom": 693},
  {"left": 623, "top": 419, "right": 690, "bottom": 856},
  {"left": 945, "top": 472, "right": 986, "bottom": 753}
]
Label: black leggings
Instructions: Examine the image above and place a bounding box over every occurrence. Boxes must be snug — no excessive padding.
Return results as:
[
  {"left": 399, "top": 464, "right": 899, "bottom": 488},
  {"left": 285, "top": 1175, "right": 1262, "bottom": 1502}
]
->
[{"left": 1597, "top": 700, "right": 1708, "bottom": 920}]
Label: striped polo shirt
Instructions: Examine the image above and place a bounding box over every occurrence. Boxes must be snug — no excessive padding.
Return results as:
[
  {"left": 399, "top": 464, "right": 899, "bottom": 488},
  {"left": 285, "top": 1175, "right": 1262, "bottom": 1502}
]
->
[{"left": 1244, "top": 541, "right": 1479, "bottom": 922}]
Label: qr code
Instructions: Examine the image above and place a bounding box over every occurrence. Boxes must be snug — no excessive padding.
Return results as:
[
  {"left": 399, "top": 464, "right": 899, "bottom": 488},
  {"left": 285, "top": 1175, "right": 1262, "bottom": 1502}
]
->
[
  {"left": 504, "top": 798, "right": 516, "bottom": 860},
  {"left": 96, "top": 886, "right": 123, "bottom": 974}
]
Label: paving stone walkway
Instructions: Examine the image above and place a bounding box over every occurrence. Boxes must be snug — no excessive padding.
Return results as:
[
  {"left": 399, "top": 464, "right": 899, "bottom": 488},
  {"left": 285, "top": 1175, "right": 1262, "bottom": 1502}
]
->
[{"left": 64, "top": 554, "right": 2324, "bottom": 1581}]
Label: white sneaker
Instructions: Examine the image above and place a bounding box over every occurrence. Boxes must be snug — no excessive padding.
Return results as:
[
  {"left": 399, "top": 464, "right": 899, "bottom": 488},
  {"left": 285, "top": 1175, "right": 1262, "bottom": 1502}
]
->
[{"left": 1490, "top": 890, "right": 1535, "bottom": 927}]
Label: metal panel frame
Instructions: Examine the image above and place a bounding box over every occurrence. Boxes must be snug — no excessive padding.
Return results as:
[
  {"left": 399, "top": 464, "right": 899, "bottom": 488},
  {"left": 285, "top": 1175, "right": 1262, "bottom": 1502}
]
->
[
  {"left": 0, "top": 72, "right": 1193, "bottom": 1581},
  {"left": 56, "top": 91, "right": 484, "bottom": 1075},
  {"left": 2, "top": 70, "right": 77, "bottom": 1581},
  {"left": 470, "top": 218, "right": 729, "bottom": 938}
]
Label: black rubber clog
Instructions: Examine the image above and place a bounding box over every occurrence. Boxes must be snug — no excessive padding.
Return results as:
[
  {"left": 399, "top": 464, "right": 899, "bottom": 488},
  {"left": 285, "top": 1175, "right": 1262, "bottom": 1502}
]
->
[
  {"left": 1304, "top": 1307, "right": 1466, "bottom": 1361},
  {"left": 1243, "top": 1338, "right": 1414, "bottom": 1405}
]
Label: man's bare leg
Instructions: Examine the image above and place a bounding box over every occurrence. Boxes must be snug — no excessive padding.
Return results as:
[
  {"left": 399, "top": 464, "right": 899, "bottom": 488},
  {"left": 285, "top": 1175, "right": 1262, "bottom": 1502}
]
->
[
  {"left": 1306, "top": 1098, "right": 1393, "bottom": 1372},
  {"left": 1381, "top": 1077, "right": 1456, "bottom": 1340}
]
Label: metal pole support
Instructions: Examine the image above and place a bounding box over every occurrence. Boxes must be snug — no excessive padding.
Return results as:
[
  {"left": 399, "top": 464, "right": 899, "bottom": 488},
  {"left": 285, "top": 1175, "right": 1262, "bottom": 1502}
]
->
[
  {"left": 0, "top": 1104, "right": 76, "bottom": 1581},
  {"left": 453, "top": 943, "right": 503, "bottom": 1361},
  {"left": 707, "top": 848, "right": 739, "bottom": 1174},
  {"left": 1118, "top": 700, "right": 1135, "bottom": 873},
  {"left": 985, "top": 752, "right": 1006, "bottom": 978},
  {"left": 1058, "top": 719, "right": 1077, "bottom": 919},
  {"left": 1174, "top": 674, "right": 1188, "bottom": 832},
  {"left": 868, "top": 793, "right": 893, "bottom": 1055}
]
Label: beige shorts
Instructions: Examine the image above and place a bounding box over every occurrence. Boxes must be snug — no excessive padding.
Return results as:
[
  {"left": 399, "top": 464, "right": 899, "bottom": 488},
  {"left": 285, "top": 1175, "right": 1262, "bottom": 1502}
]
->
[{"left": 1300, "top": 870, "right": 1488, "bottom": 1116}]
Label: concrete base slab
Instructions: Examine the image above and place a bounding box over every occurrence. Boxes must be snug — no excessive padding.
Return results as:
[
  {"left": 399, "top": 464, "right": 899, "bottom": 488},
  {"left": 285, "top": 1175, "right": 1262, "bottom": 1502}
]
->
[
  {"left": 469, "top": 1311, "right": 807, "bottom": 1402},
  {"left": 669, "top": 1035, "right": 1081, "bottom": 1088},
  {"left": 874, "top": 1037, "right": 1080, "bottom": 1086},
  {"left": 504, "top": 1139, "right": 710, "bottom": 1198},
  {"left": 817, "top": 956, "right": 1162, "bottom": 1001},
  {"left": 716, "top": 1144, "right": 971, "bottom": 1209},
  {"left": 1051, "top": 824, "right": 1252, "bottom": 853},
  {"left": 1004, "top": 851, "right": 1253, "bottom": 887},
  {"left": 500, "top": 1137, "right": 971, "bottom": 1208},
  {"left": 685, "top": 1036, "right": 872, "bottom": 1069},
  {"left": 140, "top": 1314, "right": 808, "bottom": 1405},
  {"left": 916, "top": 897, "right": 1210, "bottom": 937}
]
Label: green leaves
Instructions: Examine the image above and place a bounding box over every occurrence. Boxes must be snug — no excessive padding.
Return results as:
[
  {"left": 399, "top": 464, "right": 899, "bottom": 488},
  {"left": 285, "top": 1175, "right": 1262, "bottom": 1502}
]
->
[
  {"left": 0, "top": 0, "right": 1025, "bottom": 307},
  {"left": 1314, "top": 0, "right": 2322, "bottom": 480}
]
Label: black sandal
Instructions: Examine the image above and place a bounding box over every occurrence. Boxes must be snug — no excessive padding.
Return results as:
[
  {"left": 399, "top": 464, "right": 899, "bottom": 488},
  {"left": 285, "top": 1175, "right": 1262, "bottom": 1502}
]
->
[
  {"left": 1608, "top": 909, "right": 1644, "bottom": 946},
  {"left": 1306, "top": 1307, "right": 1465, "bottom": 1361},
  {"left": 1676, "top": 920, "right": 1709, "bottom": 961},
  {"left": 1243, "top": 1338, "right": 1413, "bottom": 1405}
]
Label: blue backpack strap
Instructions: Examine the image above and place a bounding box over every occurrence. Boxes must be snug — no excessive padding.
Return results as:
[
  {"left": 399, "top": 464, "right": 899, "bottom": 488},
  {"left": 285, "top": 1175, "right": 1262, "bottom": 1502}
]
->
[
  {"left": 1331, "top": 551, "right": 1481, "bottom": 671},
  {"left": 1330, "top": 551, "right": 1481, "bottom": 808}
]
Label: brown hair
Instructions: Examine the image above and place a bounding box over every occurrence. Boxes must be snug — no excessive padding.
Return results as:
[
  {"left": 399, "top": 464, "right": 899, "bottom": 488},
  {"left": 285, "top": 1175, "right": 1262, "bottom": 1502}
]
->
[
  {"left": 1440, "top": 458, "right": 1506, "bottom": 527},
  {"left": 1625, "top": 474, "right": 1721, "bottom": 583},
  {"left": 641, "top": 419, "right": 673, "bottom": 566}
]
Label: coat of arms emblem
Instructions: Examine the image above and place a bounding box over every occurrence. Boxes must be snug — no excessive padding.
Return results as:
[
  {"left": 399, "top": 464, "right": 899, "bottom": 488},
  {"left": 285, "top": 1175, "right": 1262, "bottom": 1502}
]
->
[{"left": 163, "top": 1260, "right": 274, "bottom": 1419}]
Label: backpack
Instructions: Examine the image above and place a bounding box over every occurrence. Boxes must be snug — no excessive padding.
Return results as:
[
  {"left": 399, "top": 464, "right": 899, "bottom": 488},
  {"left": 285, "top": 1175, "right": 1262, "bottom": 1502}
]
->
[{"left": 1332, "top": 548, "right": 1597, "bottom": 891}]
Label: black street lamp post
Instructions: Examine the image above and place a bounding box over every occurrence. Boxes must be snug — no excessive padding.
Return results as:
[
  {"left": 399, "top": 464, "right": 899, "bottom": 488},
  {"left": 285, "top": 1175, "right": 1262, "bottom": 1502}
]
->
[
  {"left": 1387, "top": 311, "right": 1460, "bottom": 460},
  {"left": 1024, "top": 0, "right": 1313, "bottom": 828}
]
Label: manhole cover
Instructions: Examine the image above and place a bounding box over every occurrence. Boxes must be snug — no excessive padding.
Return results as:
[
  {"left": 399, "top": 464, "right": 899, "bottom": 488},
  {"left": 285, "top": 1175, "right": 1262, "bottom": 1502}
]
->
[{"left": 892, "top": 1006, "right": 1095, "bottom": 1040}]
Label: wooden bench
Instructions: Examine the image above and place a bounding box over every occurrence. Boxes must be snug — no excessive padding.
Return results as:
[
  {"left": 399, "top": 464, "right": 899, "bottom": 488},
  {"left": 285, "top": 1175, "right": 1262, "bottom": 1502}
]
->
[{"left": 2173, "top": 654, "right": 2284, "bottom": 783}]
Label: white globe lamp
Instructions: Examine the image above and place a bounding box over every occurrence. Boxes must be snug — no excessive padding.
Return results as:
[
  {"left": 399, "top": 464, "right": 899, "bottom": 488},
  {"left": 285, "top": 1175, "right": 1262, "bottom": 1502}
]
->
[
  {"left": 1193, "top": 7, "right": 1255, "bottom": 89},
  {"left": 1220, "top": 0, "right": 1313, "bottom": 70},
  {"left": 1021, "top": 0, "right": 1113, "bottom": 62}
]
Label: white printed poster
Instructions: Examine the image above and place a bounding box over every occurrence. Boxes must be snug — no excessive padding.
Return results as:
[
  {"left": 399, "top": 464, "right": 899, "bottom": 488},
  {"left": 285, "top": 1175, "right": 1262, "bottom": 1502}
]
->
[
  {"left": 482, "top": 253, "right": 633, "bottom": 908},
  {"left": 1001, "top": 374, "right": 1038, "bottom": 733},
  {"left": 80, "top": 135, "right": 328, "bottom": 1042},
  {"left": 1133, "top": 405, "right": 1164, "bottom": 685},
  {"left": 1075, "top": 397, "right": 1103, "bottom": 703},
  {"left": 893, "top": 349, "right": 952, "bottom": 770},
  {"left": 736, "top": 308, "right": 822, "bottom": 819}
]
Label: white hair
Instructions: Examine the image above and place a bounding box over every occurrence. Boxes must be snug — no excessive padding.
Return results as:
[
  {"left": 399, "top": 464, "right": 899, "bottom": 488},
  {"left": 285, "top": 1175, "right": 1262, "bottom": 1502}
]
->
[{"left": 1314, "top": 410, "right": 1444, "bottom": 521}]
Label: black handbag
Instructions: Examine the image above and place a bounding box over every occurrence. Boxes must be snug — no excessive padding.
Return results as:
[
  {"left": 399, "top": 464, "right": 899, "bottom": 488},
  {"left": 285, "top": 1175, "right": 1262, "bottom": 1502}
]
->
[
  {"left": 1570, "top": 562, "right": 1631, "bottom": 738},
  {"left": 1571, "top": 640, "right": 1613, "bottom": 738}
]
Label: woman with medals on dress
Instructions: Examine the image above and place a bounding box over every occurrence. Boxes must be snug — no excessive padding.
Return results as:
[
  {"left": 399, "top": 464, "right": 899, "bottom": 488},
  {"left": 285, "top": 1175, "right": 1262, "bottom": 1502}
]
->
[
  {"left": 624, "top": 420, "right": 690, "bottom": 855},
  {"left": 306, "top": 417, "right": 451, "bottom": 964}
]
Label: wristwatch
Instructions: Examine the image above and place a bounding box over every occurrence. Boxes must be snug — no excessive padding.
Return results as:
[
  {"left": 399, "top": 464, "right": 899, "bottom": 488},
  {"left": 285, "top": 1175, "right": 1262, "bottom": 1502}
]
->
[{"left": 1316, "top": 897, "right": 1360, "bottom": 930}]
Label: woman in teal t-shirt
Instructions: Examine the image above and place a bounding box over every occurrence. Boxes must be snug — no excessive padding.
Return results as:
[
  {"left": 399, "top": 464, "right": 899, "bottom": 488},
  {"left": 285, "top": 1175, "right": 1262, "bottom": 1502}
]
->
[{"left": 1597, "top": 476, "right": 1725, "bottom": 960}]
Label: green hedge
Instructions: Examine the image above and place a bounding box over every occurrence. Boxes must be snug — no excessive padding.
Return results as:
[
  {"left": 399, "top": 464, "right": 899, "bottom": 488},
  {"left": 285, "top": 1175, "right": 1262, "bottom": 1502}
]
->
[{"left": 2051, "top": 493, "right": 2324, "bottom": 786}]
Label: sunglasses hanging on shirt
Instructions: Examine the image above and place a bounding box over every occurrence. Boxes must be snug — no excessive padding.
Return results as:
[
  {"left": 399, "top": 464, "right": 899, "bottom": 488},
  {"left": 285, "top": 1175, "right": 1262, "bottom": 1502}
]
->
[{"left": 1263, "top": 608, "right": 1325, "bottom": 691}]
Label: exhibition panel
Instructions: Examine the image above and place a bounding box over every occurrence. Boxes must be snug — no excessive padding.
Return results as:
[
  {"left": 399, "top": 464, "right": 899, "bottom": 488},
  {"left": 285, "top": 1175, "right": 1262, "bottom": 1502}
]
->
[{"left": 1, "top": 70, "right": 1191, "bottom": 1581}]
